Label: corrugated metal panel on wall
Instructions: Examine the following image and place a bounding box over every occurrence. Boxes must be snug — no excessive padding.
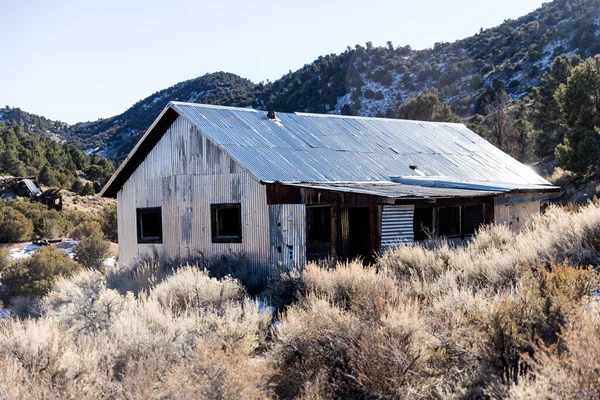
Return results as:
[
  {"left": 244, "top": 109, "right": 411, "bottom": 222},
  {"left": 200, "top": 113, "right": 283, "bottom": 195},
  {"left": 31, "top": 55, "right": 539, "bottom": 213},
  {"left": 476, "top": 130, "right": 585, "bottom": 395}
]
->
[
  {"left": 117, "top": 116, "right": 271, "bottom": 277},
  {"left": 381, "top": 205, "right": 414, "bottom": 249}
]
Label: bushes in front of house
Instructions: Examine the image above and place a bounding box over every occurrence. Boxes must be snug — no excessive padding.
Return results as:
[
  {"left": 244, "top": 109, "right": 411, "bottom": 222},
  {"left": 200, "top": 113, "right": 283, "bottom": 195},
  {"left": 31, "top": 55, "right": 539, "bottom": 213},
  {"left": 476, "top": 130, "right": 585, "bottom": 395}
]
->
[
  {"left": 2, "top": 201, "right": 600, "bottom": 397},
  {"left": 0, "top": 264, "right": 273, "bottom": 398}
]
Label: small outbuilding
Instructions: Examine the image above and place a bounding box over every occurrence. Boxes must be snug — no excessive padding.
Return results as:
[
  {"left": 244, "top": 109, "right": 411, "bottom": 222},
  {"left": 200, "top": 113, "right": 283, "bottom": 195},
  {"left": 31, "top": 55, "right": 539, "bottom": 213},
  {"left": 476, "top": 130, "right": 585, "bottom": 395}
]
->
[{"left": 101, "top": 102, "right": 560, "bottom": 274}]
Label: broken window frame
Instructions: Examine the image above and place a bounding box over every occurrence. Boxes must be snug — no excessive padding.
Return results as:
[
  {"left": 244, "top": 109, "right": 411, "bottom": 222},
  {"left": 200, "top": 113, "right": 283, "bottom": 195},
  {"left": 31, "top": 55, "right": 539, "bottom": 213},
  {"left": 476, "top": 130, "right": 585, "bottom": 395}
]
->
[
  {"left": 414, "top": 203, "right": 486, "bottom": 241},
  {"left": 211, "top": 203, "right": 242, "bottom": 243},
  {"left": 136, "top": 207, "right": 163, "bottom": 244}
]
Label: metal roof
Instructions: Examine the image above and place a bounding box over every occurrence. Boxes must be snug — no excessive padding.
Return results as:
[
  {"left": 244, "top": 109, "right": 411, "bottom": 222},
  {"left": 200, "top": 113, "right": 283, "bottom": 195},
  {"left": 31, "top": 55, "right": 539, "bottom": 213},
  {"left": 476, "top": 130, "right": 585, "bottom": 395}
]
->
[
  {"left": 102, "top": 102, "right": 558, "bottom": 197},
  {"left": 171, "top": 102, "right": 552, "bottom": 187},
  {"left": 276, "top": 181, "right": 502, "bottom": 199}
]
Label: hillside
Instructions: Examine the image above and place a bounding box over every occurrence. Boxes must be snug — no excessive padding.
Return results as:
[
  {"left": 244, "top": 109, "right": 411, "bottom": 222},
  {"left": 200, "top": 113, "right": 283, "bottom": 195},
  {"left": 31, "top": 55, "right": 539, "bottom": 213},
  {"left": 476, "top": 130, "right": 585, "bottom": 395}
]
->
[
  {"left": 0, "top": 123, "right": 114, "bottom": 195},
  {"left": 3, "top": 0, "right": 600, "bottom": 160}
]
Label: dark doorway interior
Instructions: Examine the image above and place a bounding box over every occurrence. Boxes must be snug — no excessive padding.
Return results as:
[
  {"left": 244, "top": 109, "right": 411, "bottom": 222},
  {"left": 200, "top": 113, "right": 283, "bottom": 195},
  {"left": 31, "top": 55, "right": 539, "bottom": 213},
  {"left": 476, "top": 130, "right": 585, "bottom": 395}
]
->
[
  {"left": 414, "top": 207, "right": 434, "bottom": 241},
  {"left": 348, "top": 207, "right": 373, "bottom": 263},
  {"left": 307, "top": 205, "right": 332, "bottom": 261}
]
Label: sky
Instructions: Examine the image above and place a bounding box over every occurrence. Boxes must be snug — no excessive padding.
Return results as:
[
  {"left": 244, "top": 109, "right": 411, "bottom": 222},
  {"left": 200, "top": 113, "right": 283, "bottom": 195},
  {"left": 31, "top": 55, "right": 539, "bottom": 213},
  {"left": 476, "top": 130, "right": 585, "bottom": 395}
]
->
[{"left": 0, "top": 0, "right": 547, "bottom": 123}]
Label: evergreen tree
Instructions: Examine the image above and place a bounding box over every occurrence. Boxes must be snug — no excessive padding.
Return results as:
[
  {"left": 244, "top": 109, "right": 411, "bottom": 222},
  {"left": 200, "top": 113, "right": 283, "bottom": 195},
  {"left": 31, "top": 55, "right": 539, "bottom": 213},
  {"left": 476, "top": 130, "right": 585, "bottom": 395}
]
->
[
  {"left": 70, "top": 178, "right": 84, "bottom": 194},
  {"left": 530, "top": 54, "right": 581, "bottom": 159},
  {"left": 555, "top": 55, "right": 600, "bottom": 175},
  {"left": 38, "top": 164, "right": 59, "bottom": 187},
  {"left": 396, "top": 91, "right": 460, "bottom": 123},
  {"left": 80, "top": 183, "right": 95, "bottom": 196},
  {"left": 1, "top": 149, "right": 26, "bottom": 177}
]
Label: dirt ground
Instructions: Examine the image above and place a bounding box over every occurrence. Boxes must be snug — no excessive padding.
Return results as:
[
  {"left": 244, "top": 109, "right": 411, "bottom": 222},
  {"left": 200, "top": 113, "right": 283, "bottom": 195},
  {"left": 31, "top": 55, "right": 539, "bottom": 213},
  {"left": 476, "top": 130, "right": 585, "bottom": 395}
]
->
[{"left": 61, "top": 191, "right": 116, "bottom": 216}]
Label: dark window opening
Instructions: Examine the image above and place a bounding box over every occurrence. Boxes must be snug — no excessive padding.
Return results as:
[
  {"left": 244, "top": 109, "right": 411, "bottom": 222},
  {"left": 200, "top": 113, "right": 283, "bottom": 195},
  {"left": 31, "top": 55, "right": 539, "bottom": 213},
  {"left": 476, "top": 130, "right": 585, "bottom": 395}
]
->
[
  {"left": 307, "top": 206, "right": 331, "bottom": 261},
  {"left": 462, "top": 204, "right": 484, "bottom": 235},
  {"left": 414, "top": 207, "right": 434, "bottom": 241},
  {"left": 211, "top": 203, "right": 242, "bottom": 243},
  {"left": 137, "top": 207, "right": 163, "bottom": 244},
  {"left": 439, "top": 206, "right": 461, "bottom": 237}
]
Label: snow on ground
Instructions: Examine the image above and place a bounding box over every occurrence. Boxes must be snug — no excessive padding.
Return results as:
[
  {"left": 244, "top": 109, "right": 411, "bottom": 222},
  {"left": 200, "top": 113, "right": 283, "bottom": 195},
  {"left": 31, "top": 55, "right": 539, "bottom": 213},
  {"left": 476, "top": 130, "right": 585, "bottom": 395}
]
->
[
  {"left": 8, "top": 240, "right": 78, "bottom": 260},
  {"left": 254, "top": 300, "right": 276, "bottom": 315},
  {"left": 85, "top": 147, "right": 100, "bottom": 155},
  {"left": 103, "top": 257, "right": 117, "bottom": 267},
  {"left": 9, "top": 244, "right": 42, "bottom": 259}
]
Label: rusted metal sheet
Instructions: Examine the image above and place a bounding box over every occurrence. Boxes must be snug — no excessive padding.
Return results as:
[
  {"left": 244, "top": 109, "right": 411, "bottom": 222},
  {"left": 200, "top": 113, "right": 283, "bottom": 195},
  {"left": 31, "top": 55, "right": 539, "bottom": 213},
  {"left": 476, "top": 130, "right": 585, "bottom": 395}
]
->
[
  {"left": 381, "top": 205, "right": 415, "bottom": 249},
  {"left": 493, "top": 198, "right": 541, "bottom": 232}
]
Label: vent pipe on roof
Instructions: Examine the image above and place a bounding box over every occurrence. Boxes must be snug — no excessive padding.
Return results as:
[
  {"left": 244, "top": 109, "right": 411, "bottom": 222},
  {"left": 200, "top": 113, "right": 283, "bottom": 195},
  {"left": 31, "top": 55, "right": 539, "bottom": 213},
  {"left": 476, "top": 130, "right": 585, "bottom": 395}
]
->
[{"left": 267, "top": 110, "right": 276, "bottom": 119}]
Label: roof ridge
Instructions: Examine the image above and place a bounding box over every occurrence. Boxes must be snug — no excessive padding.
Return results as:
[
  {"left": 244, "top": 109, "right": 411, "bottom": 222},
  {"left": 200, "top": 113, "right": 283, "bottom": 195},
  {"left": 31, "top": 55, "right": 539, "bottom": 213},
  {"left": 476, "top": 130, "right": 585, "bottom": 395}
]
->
[
  {"left": 293, "top": 111, "right": 465, "bottom": 125},
  {"left": 170, "top": 101, "right": 464, "bottom": 126},
  {"left": 169, "top": 101, "right": 260, "bottom": 113}
]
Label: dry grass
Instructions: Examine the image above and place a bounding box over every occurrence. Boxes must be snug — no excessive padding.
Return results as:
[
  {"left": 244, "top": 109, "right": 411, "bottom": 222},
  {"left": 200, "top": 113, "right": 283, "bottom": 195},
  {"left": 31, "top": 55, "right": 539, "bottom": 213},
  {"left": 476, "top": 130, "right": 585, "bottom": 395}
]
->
[
  {"left": 0, "top": 264, "right": 273, "bottom": 399},
  {"left": 2, "top": 200, "right": 600, "bottom": 398}
]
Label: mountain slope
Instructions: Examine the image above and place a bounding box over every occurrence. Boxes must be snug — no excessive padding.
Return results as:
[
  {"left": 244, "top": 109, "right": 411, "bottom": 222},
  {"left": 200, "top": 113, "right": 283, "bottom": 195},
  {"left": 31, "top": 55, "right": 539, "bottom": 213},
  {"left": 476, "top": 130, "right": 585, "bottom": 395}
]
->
[
  {"left": 3, "top": 0, "right": 600, "bottom": 160},
  {"left": 259, "top": 0, "right": 600, "bottom": 117},
  {"left": 67, "top": 72, "right": 259, "bottom": 158}
]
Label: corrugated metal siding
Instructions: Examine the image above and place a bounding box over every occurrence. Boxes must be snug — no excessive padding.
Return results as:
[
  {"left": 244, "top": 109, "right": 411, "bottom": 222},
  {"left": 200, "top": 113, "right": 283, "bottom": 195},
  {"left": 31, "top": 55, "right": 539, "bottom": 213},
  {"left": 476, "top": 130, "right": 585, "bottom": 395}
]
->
[
  {"left": 268, "top": 204, "right": 306, "bottom": 269},
  {"left": 170, "top": 102, "right": 552, "bottom": 187},
  {"left": 494, "top": 199, "right": 541, "bottom": 232},
  {"left": 381, "top": 205, "right": 415, "bottom": 249},
  {"left": 118, "top": 116, "right": 271, "bottom": 276}
]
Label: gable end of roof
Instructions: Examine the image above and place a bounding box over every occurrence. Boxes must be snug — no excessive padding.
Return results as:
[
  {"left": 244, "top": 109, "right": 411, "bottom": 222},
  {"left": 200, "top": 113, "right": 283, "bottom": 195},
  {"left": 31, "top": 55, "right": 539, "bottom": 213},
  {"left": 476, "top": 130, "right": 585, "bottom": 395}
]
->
[{"left": 100, "top": 107, "right": 180, "bottom": 198}]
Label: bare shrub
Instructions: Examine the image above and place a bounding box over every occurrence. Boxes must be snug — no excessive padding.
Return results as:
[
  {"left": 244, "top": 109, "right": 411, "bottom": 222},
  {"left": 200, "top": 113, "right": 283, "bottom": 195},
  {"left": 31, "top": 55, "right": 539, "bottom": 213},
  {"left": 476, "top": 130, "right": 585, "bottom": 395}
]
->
[
  {"left": 262, "top": 266, "right": 306, "bottom": 309},
  {"left": 198, "top": 252, "right": 266, "bottom": 294},
  {"left": 149, "top": 264, "right": 245, "bottom": 314},
  {"left": 508, "top": 310, "right": 600, "bottom": 399},
  {"left": 471, "top": 261, "right": 599, "bottom": 387},
  {"left": 40, "top": 216, "right": 64, "bottom": 239},
  {"left": 303, "top": 261, "right": 402, "bottom": 321},
  {"left": 122, "top": 340, "right": 274, "bottom": 400},
  {"left": 271, "top": 296, "right": 361, "bottom": 398},
  {"left": 270, "top": 294, "right": 442, "bottom": 398},
  {"left": 43, "top": 269, "right": 131, "bottom": 336}
]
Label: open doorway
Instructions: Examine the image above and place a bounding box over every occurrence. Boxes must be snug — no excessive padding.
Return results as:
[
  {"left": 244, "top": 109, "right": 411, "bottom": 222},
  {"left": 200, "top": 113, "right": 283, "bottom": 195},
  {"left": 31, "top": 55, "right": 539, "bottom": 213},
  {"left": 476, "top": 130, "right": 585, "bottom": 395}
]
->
[
  {"left": 306, "top": 205, "right": 332, "bottom": 262},
  {"left": 347, "top": 207, "right": 373, "bottom": 263}
]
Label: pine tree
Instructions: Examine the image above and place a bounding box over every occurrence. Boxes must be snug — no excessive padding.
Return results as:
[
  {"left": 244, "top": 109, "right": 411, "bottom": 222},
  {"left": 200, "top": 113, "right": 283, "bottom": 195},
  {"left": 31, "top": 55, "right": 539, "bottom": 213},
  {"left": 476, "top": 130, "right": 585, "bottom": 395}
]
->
[
  {"left": 555, "top": 55, "right": 600, "bottom": 175},
  {"left": 396, "top": 91, "right": 460, "bottom": 123},
  {"left": 38, "top": 164, "right": 59, "bottom": 187},
  {"left": 80, "top": 183, "right": 95, "bottom": 196},
  {"left": 1, "top": 149, "right": 26, "bottom": 177},
  {"left": 70, "top": 178, "right": 84, "bottom": 194},
  {"left": 530, "top": 54, "right": 581, "bottom": 159}
]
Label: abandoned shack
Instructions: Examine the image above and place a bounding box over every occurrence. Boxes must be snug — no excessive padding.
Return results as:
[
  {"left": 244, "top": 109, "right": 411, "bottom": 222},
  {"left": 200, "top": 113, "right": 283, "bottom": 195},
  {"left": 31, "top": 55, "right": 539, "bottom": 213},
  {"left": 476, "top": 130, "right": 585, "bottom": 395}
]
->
[{"left": 101, "top": 102, "right": 560, "bottom": 273}]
